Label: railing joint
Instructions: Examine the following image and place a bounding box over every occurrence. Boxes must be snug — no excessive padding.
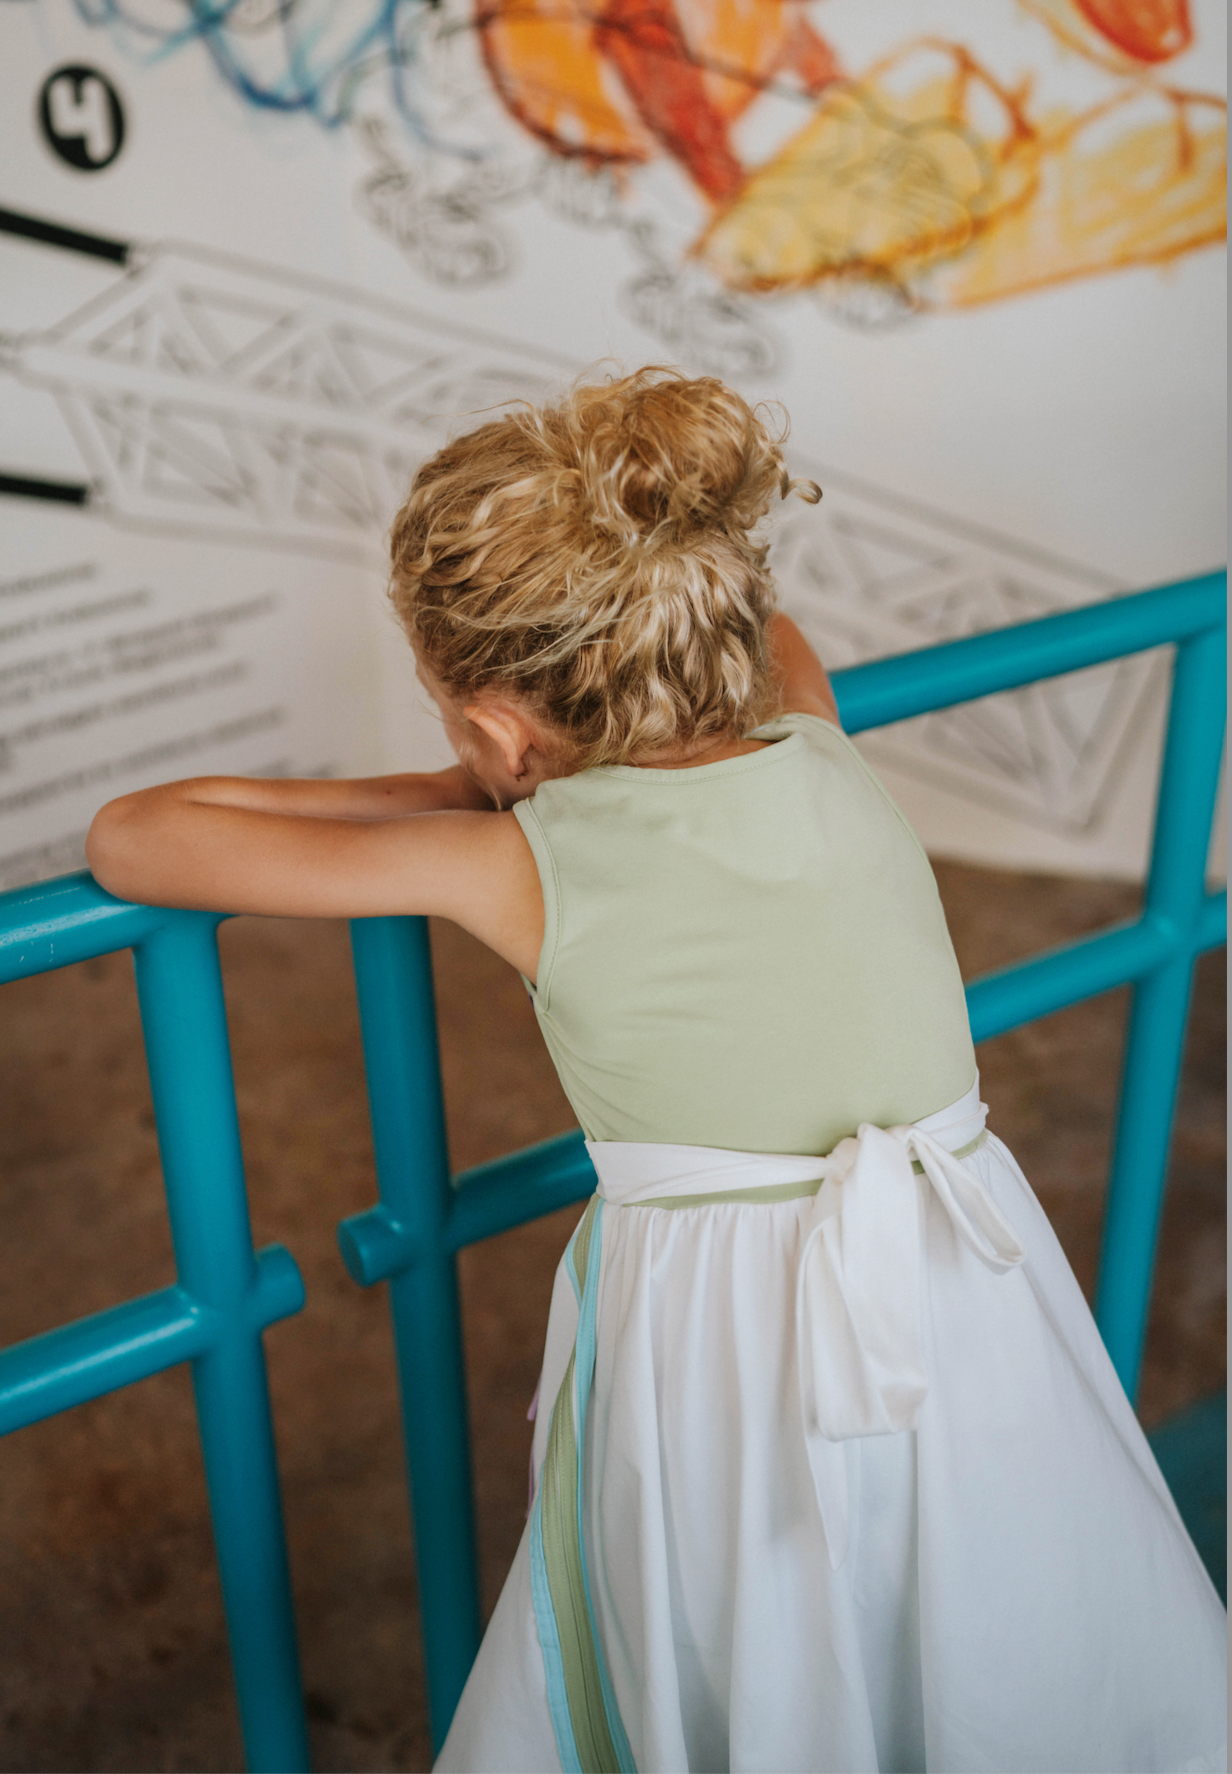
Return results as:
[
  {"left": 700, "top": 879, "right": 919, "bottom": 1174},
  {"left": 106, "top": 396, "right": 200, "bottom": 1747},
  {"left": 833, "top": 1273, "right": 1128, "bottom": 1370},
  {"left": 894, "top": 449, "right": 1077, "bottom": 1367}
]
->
[
  {"left": 337, "top": 1204, "right": 423, "bottom": 1287},
  {"left": 246, "top": 1244, "right": 307, "bottom": 1330},
  {"left": 1136, "top": 907, "right": 1186, "bottom": 958},
  {"left": 1196, "top": 889, "right": 1228, "bottom": 955}
]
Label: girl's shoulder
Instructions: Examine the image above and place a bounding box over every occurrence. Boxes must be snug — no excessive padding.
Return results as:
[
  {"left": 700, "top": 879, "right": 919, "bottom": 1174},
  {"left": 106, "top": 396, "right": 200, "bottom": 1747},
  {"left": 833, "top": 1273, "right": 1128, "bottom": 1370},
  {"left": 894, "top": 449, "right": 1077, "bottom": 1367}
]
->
[
  {"left": 749, "top": 708, "right": 847, "bottom": 749},
  {"left": 752, "top": 710, "right": 933, "bottom": 868}
]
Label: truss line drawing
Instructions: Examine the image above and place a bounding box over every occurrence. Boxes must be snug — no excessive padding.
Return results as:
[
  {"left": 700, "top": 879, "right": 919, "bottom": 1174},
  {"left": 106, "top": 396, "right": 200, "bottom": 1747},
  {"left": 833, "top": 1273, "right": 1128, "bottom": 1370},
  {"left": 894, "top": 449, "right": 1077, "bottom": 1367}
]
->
[
  {"left": 0, "top": 216, "right": 571, "bottom": 559},
  {"left": 772, "top": 464, "right": 1160, "bottom": 835}
]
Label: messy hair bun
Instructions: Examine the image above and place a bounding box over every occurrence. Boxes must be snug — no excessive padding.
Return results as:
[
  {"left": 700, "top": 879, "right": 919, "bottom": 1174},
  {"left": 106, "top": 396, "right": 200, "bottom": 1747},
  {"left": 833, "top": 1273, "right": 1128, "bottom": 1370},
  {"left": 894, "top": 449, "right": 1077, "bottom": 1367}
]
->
[{"left": 389, "top": 366, "right": 820, "bottom": 767}]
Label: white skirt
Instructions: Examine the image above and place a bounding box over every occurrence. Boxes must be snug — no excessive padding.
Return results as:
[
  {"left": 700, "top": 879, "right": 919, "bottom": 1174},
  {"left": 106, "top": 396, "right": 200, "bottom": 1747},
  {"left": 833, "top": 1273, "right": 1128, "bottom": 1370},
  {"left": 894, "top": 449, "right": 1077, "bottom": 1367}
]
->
[{"left": 437, "top": 1083, "right": 1227, "bottom": 1774}]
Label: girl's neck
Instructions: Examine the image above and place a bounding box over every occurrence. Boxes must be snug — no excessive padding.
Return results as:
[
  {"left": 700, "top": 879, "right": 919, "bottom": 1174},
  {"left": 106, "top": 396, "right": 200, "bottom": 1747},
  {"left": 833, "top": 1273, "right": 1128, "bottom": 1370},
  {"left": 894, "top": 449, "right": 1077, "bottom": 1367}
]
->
[{"left": 631, "top": 734, "right": 769, "bottom": 771}]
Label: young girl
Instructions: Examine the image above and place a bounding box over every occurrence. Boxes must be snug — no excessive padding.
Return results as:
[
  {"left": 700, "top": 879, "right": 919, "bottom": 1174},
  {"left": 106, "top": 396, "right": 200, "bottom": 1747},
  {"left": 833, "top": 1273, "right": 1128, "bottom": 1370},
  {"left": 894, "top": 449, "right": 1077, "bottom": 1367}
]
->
[{"left": 88, "top": 370, "right": 1225, "bottom": 1774}]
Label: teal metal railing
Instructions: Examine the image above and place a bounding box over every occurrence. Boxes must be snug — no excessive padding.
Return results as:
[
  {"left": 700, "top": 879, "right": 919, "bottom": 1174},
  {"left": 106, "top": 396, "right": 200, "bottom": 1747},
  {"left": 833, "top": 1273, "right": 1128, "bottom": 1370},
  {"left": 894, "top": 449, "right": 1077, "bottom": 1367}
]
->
[{"left": 0, "top": 570, "right": 1224, "bottom": 1770}]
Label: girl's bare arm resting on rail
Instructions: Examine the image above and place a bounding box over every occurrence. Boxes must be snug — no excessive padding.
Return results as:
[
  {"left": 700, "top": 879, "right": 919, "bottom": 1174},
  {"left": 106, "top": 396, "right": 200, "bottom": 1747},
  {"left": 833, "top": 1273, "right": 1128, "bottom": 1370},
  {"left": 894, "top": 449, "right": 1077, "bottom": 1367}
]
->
[
  {"left": 85, "top": 621, "right": 837, "bottom": 972},
  {"left": 85, "top": 771, "right": 544, "bottom": 979},
  {"left": 165, "top": 764, "right": 494, "bottom": 821}
]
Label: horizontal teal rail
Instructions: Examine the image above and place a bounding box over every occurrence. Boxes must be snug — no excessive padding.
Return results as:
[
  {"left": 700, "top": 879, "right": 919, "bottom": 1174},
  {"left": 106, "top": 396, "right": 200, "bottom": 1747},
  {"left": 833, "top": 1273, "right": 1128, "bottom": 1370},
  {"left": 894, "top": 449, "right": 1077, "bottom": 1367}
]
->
[
  {"left": 834, "top": 569, "right": 1226, "bottom": 732},
  {"left": 339, "top": 1127, "right": 595, "bottom": 1283},
  {"left": 964, "top": 901, "right": 1227, "bottom": 1043},
  {"left": 0, "top": 569, "right": 1225, "bottom": 1769},
  {"left": 0, "top": 870, "right": 165, "bottom": 980},
  {"left": 0, "top": 1286, "right": 212, "bottom": 1433},
  {"left": 0, "top": 1246, "right": 303, "bottom": 1435}
]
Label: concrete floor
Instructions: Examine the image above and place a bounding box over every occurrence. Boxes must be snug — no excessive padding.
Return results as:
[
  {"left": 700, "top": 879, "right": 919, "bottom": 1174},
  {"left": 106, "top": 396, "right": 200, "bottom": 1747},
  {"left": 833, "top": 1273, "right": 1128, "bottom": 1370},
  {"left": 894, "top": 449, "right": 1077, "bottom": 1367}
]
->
[{"left": 0, "top": 862, "right": 1224, "bottom": 1773}]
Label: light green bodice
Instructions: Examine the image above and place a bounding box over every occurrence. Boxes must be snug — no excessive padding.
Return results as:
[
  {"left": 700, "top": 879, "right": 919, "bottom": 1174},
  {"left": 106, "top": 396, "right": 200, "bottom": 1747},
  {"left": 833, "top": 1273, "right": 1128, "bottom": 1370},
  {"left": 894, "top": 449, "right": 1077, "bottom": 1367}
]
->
[{"left": 512, "top": 713, "right": 976, "bottom": 1155}]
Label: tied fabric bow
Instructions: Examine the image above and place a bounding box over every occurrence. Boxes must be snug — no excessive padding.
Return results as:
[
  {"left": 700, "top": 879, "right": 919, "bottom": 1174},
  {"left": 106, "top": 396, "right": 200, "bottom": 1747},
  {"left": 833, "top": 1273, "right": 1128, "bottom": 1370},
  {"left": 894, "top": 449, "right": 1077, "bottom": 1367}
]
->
[{"left": 796, "top": 1119, "right": 1025, "bottom": 1567}]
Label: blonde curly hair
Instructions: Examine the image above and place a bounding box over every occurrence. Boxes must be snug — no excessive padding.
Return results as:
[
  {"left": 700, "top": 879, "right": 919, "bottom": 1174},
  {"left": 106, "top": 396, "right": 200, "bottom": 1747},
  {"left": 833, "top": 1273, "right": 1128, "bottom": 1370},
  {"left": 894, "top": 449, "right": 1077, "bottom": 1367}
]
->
[{"left": 388, "top": 366, "right": 820, "bottom": 767}]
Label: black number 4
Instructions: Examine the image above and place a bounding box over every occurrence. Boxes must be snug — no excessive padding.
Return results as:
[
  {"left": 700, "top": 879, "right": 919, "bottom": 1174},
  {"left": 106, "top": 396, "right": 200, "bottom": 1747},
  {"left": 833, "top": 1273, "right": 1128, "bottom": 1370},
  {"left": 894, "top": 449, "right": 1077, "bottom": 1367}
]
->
[{"left": 39, "top": 65, "right": 126, "bottom": 172}]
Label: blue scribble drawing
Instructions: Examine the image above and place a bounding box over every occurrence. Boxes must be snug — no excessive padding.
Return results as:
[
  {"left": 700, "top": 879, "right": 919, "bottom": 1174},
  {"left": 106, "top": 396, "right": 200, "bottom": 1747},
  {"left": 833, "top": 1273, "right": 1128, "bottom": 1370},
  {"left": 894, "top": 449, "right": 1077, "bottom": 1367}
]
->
[
  {"left": 71, "top": 0, "right": 570, "bottom": 288},
  {"left": 70, "top": 0, "right": 780, "bottom": 357},
  {"left": 74, "top": 0, "right": 455, "bottom": 149}
]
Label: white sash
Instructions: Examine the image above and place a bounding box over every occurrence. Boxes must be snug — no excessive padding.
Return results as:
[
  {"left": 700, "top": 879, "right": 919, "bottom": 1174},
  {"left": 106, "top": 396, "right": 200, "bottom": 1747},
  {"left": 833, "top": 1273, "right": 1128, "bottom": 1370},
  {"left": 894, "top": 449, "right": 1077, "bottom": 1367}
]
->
[{"left": 586, "top": 1079, "right": 1025, "bottom": 1567}]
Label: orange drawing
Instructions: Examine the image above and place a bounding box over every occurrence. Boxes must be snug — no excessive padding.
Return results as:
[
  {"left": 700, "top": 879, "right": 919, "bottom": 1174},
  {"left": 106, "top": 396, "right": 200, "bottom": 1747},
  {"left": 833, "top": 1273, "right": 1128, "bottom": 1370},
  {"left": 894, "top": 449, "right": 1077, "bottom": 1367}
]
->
[
  {"left": 1021, "top": 0, "right": 1192, "bottom": 70},
  {"left": 476, "top": 0, "right": 1226, "bottom": 314},
  {"left": 476, "top": 0, "right": 841, "bottom": 203}
]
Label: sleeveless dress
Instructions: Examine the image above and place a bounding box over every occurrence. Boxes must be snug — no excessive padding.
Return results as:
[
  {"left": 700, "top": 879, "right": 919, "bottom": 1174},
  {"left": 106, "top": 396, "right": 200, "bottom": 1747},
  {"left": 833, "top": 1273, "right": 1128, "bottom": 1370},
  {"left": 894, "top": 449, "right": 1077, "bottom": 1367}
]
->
[{"left": 436, "top": 713, "right": 1226, "bottom": 1774}]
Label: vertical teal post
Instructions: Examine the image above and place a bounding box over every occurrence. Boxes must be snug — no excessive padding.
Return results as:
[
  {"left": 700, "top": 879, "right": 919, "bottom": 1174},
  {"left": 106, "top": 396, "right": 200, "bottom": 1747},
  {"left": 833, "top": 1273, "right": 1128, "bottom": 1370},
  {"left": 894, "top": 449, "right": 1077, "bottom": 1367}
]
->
[
  {"left": 134, "top": 917, "right": 310, "bottom": 1774},
  {"left": 349, "top": 916, "right": 483, "bottom": 1752},
  {"left": 1094, "top": 626, "right": 1228, "bottom": 1397}
]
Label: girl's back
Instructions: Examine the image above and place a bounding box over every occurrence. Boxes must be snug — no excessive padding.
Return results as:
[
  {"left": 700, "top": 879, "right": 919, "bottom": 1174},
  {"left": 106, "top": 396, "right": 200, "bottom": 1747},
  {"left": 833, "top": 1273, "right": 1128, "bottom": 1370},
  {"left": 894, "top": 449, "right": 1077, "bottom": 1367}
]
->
[{"left": 516, "top": 711, "right": 975, "bottom": 1152}]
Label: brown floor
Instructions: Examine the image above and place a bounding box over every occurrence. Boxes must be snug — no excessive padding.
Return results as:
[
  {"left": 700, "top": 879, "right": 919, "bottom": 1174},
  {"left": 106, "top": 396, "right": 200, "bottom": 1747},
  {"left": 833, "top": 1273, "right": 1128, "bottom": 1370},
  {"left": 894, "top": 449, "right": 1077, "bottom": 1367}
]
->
[{"left": 0, "top": 864, "right": 1224, "bottom": 1773}]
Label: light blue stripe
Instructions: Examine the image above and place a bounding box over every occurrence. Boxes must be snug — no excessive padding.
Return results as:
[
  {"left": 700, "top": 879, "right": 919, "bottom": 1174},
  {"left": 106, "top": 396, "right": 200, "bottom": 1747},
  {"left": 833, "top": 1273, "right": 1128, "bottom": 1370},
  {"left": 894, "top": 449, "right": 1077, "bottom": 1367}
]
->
[
  {"left": 572, "top": 1202, "right": 637, "bottom": 1774},
  {"left": 563, "top": 1213, "right": 585, "bottom": 1308},
  {"left": 529, "top": 1472, "right": 583, "bottom": 1773}
]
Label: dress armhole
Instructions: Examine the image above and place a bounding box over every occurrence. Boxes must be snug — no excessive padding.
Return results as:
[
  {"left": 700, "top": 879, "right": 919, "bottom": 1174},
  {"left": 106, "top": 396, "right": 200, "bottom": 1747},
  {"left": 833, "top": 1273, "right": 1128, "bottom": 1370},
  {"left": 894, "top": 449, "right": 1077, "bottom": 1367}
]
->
[{"left": 512, "top": 799, "right": 562, "bottom": 1012}]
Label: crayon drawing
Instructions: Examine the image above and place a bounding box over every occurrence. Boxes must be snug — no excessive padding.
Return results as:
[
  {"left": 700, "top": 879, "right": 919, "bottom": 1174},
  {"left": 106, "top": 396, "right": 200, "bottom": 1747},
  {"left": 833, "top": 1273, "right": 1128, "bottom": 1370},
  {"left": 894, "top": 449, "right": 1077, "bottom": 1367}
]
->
[{"left": 73, "top": 0, "right": 1226, "bottom": 352}]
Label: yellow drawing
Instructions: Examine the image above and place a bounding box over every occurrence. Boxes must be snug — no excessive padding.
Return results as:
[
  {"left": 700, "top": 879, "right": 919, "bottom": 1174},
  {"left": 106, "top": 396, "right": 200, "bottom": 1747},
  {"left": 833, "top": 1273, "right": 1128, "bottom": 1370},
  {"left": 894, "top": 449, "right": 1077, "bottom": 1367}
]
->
[{"left": 695, "top": 38, "right": 1226, "bottom": 310}]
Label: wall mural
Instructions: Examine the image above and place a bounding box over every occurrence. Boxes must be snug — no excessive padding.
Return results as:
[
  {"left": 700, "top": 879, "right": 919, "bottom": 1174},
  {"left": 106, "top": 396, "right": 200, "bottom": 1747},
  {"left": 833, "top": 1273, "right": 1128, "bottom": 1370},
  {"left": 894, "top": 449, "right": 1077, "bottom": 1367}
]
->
[
  {"left": 0, "top": 2, "right": 1224, "bottom": 889},
  {"left": 69, "top": 0, "right": 1226, "bottom": 373},
  {"left": 0, "top": 216, "right": 1152, "bottom": 849}
]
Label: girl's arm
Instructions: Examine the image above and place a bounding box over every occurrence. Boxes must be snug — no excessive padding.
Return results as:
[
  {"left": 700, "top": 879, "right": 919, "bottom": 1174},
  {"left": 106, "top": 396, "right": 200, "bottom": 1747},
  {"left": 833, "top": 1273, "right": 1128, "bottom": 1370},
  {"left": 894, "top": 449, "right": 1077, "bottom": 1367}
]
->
[
  {"left": 162, "top": 764, "right": 494, "bottom": 821},
  {"left": 769, "top": 614, "right": 842, "bottom": 727},
  {"left": 85, "top": 774, "right": 544, "bottom": 979}
]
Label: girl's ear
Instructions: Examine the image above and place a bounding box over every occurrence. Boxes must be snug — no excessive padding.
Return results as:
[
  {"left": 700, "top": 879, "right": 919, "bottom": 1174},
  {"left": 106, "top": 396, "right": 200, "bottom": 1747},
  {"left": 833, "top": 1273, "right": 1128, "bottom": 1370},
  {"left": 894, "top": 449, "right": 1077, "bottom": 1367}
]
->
[{"left": 464, "top": 698, "right": 541, "bottom": 780}]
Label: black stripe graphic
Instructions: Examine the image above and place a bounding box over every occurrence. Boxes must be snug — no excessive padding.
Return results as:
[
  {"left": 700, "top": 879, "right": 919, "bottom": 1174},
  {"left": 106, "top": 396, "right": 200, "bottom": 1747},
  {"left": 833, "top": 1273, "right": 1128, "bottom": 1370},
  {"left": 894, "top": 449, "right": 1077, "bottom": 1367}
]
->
[
  {"left": 0, "top": 474, "right": 92, "bottom": 506},
  {"left": 0, "top": 206, "right": 130, "bottom": 264}
]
